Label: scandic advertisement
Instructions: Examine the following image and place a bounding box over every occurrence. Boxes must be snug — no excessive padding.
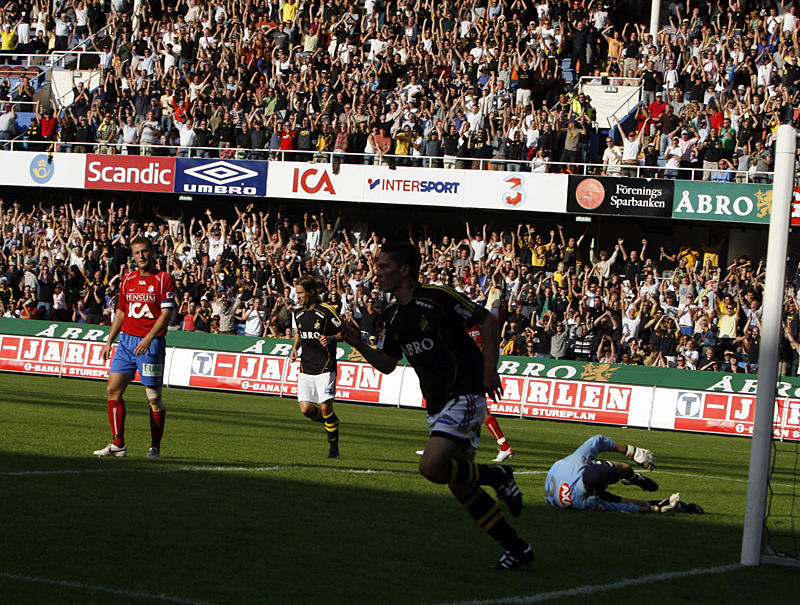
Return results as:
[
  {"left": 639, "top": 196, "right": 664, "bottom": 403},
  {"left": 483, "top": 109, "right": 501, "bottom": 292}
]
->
[
  {"left": 1, "top": 320, "right": 798, "bottom": 442},
  {"left": 567, "top": 175, "right": 674, "bottom": 217},
  {"left": 84, "top": 154, "right": 175, "bottom": 192}
]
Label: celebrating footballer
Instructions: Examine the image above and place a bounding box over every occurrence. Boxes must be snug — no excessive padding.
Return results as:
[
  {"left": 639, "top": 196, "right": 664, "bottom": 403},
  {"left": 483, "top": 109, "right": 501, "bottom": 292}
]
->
[{"left": 342, "top": 241, "right": 534, "bottom": 570}]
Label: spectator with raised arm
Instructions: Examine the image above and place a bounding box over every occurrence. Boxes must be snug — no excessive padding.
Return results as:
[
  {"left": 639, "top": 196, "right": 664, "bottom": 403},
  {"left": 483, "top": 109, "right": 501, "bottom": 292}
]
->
[{"left": 616, "top": 114, "right": 645, "bottom": 177}]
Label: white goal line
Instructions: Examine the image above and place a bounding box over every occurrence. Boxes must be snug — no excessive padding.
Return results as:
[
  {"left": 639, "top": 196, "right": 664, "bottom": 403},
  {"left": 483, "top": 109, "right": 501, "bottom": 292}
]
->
[
  {"left": 0, "top": 571, "right": 220, "bottom": 605},
  {"left": 0, "top": 465, "right": 422, "bottom": 477},
  {"left": 427, "top": 563, "right": 744, "bottom": 605},
  {"left": 1, "top": 563, "right": 744, "bottom": 605},
  {"left": 2, "top": 466, "right": 793, "bottom": 489}
]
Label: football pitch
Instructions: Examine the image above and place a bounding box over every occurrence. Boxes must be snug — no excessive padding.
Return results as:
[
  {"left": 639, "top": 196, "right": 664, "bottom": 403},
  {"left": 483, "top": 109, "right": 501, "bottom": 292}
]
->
[{"left": 0, "top": 373, "right": 796, "bottom": 605}]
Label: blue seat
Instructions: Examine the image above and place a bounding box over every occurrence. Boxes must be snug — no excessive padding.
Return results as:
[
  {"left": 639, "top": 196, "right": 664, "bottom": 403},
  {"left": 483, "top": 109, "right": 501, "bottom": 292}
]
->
[{"left": 14, "top": 111, "right": 36, "bottom": 132}]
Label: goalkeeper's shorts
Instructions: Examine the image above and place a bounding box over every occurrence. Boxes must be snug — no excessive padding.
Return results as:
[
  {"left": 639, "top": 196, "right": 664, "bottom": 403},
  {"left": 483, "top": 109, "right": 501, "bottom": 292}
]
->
[{"left": 582, "top": 460, "right": 622, "bottom": 492}]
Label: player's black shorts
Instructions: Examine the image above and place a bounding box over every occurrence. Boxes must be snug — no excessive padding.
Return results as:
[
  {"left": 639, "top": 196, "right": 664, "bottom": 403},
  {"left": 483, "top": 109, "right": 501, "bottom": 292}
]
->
[{"left": 582, "top": 460, "right": 622, "bottom": 492}]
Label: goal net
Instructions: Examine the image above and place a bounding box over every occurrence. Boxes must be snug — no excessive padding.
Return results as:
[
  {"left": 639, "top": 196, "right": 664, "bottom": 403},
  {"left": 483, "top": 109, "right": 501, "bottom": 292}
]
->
[{"left": 764, "top": 434, "right": 800, "bottom": 565}]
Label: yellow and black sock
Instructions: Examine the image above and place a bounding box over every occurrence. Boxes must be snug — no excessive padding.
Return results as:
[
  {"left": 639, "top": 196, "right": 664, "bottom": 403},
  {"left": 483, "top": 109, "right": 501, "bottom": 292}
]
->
[
  {"left": 448, "top": 458, "right": 503, "bottom": 487},
  {"left": 303, "top": 406, "right": 323, "bottom": 422},
  {"left": 458, "top": 486, "right": 521, "bottom": 548},
  {"left": 323, "top": 411, "right": 339, "bottom": 445}
]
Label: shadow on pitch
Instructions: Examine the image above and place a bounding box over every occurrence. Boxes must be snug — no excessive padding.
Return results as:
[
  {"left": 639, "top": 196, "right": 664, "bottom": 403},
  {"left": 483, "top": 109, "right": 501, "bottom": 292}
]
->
[{"left": 0, "top": 447, "right": 750, "bottom": 605}]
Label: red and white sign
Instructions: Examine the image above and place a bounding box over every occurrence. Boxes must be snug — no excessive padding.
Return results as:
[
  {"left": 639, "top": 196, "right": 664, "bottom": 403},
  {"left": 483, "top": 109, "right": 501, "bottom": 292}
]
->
[
  {"left": 487, "top": 375, "right": 632, "bottom": 425},
  {"left": 0, "top": 335, "right": 114, "bottom": 379},
  {"left": 4, "top": 330, "right": 798, "bottom": 442},
  {"left": 267, "top": 161, "right": 364, "bottom": 201},
  {"left": 181, "top": 350, "right": 386, "bottom": 404},
  {"left": 281, "top": 360, "right": 385, "bottom": 403},
  {"left": 186, "top": 351, "right": 287, "bottom": 395},
  {"left": 293, "top": 166, "right": 337, "bottom": 195},
  {"left": 463, "top": 170, "right": 567, "bottom": 213},
  {"left": 85, "top": 155, "right": 175, "bottom": 192},
  {"left": 673, "top": 390, "right": 800, "bottom": 440},
  {"left": 791, "top": 186, "right": 800, "bottom": 227},
  {"left": 337, "top": 363, "right": 384, "bottom": 402}
]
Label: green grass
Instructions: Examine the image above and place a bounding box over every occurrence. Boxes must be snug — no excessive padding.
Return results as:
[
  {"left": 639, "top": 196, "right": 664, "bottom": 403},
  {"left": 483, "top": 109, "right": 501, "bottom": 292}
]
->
[{"left": 0, "top": 373, "right": 797, "bottom": 605}]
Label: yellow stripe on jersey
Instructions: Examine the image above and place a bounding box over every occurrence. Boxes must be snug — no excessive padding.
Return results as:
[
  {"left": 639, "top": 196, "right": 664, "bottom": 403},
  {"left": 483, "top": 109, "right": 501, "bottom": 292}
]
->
[
  {"left": 420, "top": 283, "right": 481, "bottom": 315},
  {"left": 319, "top": 302, "right": 341, "bottom": 321}
]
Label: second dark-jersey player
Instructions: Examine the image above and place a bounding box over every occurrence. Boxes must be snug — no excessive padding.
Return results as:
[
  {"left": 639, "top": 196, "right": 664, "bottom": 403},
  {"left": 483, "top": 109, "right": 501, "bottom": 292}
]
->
[{"left": 289, "top": 276, "right": 343, "bottom": 458}]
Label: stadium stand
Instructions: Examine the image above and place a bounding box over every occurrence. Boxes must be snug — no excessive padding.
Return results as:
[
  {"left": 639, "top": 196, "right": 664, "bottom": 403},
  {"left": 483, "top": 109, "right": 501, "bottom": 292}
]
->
[
  {"left": 0, "top": 195, "right": 796, "bottom": 377},
  {"left": 0, "top": 0, "right": 797, "bottom": 374},
  {"left": 0, "top": 0, "right": 795, "bottom": 179}
]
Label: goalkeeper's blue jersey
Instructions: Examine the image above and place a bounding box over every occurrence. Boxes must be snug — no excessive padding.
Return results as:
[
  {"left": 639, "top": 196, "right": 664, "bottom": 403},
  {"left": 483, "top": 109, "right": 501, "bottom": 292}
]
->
[{"left": 545, "top": 434, "right": 640, "bottom": 513}]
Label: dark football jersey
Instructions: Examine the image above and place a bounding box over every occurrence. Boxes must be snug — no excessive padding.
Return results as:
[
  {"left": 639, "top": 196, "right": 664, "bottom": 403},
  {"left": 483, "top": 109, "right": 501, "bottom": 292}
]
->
[
  {"left": 292, "top": 302, "right": 342, "bottom": 375},
  {"left": 379, "top": 283, "right": 488, "bottom": 415}
]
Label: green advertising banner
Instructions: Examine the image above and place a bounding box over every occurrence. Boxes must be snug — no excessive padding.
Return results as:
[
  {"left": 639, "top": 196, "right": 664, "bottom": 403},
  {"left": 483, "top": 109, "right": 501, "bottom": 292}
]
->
[
  {"left": 2, "top": 319, "right": 381, "bottom": 364},
  {"left": 3, "top": 319, "right": 799, "bottom": 440},
  {"left": 5, "top": 319, "right": 800, "bottom": 397},
  {"left": 495, "top": 356, "right": 800, "bottom": 398},
  {"left": 672, "top": 180, "right": 773, "bottom": 224}
]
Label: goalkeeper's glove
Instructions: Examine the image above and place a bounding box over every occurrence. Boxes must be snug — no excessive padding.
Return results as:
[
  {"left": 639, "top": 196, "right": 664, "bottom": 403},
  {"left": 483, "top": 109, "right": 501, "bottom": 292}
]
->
[
  {"left": 651, "top": 492, "right": 680, "bottom": 514},
  {"left": 625, "top": 444, "right": 657, "bottom": 470}
]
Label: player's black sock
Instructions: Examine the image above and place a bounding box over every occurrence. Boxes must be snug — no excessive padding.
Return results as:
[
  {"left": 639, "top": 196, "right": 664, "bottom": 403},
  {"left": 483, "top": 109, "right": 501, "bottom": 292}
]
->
[
  {"left": 323, "top": 411, "right": 339, "bottom": 445},
  {"left": 448, "top": 458, "right": 504, "bottom": 487},
  {"left": 304, "top": 406, "right": 323, "bottom": 422},
  {"left": 622, "top": 472, "right": 658, "bottom": 492},
  {"left": 457, "top": 486, "right": 520, "bottom": 548}
]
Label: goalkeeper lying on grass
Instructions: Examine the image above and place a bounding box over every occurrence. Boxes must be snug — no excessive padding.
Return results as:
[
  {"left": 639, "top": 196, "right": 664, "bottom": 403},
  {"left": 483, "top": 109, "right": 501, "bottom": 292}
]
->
[{"left": 545, "top": 434, "right": 703, "bottom": 515}]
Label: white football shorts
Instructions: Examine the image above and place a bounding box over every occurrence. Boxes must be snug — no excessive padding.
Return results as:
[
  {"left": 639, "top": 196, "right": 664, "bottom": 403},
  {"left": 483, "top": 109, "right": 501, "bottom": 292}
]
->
[
  {"left": 297, "top": 371, "right": 337, "bottom": 404},
  {"left": 426, "top": 394, "right": 487, "bottom": 455}
]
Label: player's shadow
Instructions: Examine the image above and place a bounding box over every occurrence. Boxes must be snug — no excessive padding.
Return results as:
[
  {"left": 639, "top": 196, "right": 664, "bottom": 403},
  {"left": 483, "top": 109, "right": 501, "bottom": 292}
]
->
[{"left": 2, "top": 448, "right": 751, "bottom": 605}]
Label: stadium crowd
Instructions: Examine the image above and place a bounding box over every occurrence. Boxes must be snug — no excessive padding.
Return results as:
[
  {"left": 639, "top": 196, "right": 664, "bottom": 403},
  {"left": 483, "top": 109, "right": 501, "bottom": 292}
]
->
[
  {"left": 1, "top": 197, "right": 800, "bottom": 376},
  {"left": 0, "top": 0, "right": 798, "bottom": 175}
]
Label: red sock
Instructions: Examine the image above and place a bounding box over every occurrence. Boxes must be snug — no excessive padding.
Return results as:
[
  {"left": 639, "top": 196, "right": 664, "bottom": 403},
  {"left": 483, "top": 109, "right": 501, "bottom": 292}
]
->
[
  {"left": 484, "top": 415, "right": 510, "bottom": 450},
  {"left": 149, "top": 408, "right": 166, "bottom": 449},
  {"left": 108, "top": 400, "right": 126, "bottom": 447}
]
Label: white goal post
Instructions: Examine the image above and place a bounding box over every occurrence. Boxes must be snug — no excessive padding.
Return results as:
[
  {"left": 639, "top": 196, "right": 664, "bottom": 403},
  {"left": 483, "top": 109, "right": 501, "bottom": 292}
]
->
[{"left": 740, "top": 124, "right": 797, "bottom": 567}]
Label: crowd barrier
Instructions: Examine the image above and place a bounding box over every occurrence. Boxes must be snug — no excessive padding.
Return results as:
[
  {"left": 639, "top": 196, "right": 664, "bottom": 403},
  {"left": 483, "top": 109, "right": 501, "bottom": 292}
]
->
[
  {"left": 5, "top": 150, "right": 795, "bottom": 225},
  {"left": 0, "top": 139, "right": 775, "bottom": 182},
  {"left": 1, "top": 319, "right": 797, "bottom": 442}
]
